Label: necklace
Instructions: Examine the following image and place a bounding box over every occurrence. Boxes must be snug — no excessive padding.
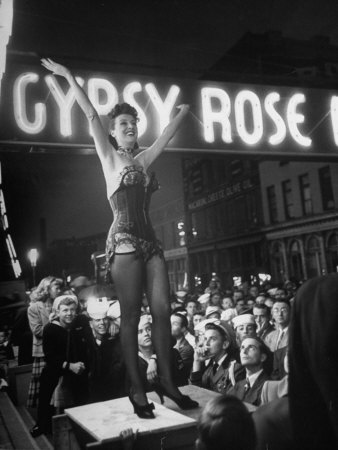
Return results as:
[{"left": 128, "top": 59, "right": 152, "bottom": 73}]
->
[{"left": 117, "top": 146, "right": 134, "bottom": 160}]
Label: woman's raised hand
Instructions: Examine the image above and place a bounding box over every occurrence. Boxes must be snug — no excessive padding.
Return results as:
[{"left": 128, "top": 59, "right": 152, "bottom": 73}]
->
[
  {"left": 41, "top": 58, "right": 71, "bottom": 78},
  {"left": 176, "top": 104, "right": 190, "bottom": 113}
]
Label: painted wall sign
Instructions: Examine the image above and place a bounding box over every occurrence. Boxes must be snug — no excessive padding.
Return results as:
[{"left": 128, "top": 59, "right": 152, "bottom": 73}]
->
[
  {"left": 1, "top": 61, "right": 338, "bottom": 157},
  {"left": 187, "top": 176, "right": 258, "bottom": 211}
]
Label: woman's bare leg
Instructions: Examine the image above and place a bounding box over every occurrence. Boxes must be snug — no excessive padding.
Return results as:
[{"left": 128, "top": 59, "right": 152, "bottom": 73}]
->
[{"left": 110, "top": 254, "right": 147, "bottom": 405}]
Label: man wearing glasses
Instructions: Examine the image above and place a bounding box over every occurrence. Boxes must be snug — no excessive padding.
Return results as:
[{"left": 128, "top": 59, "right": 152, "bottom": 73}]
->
[{"left": 265, "top": 299, "right": 291, "bottom": 352}]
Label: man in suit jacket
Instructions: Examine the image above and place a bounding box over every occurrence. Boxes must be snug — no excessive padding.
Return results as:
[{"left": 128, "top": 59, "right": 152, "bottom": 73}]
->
[
  {"left": 265, "top": 299, "right": 290, "bottom": 352},
  {"left": 228, "top": 336, "right": 272, "bottom": 406},
  {"left": 170, "top": 313, "right": 194, "bottom": 379},
  {"left": 260, "top": 375, "right": 288, "bottom": 405},
  {"left": 271, "top": 346, "right": 288, "bottom": 380},
  {"left": 190, "top": 319, "right": 244, "bottom": 394},
  {"left": 253, "top": 304, "right": 274, "bottom": 341}
]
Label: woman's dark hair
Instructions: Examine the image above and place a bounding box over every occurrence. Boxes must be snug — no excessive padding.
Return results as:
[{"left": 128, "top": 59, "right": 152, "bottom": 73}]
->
[
  {"left": 107, "top": 103, "right": 139, "bottom": 150},
  {"left": 197, "top": 396, "right": 256, "bottom": 450}
]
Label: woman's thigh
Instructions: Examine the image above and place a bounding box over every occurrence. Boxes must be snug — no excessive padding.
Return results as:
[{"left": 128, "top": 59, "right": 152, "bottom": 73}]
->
[
  {"left": 110, "top": 254, "right": 145, "bottom": 313},
  {"left": 145, "top": 255, "right": 170, "bottom": 310}
]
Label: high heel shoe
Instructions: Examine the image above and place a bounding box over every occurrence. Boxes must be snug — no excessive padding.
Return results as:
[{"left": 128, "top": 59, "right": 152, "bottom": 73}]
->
[
  {"left": 128, "top": 394, "right": 155, "bottom": 419},
  {"left": 155, "top": 384, "right": 199, "bottom": 410}
]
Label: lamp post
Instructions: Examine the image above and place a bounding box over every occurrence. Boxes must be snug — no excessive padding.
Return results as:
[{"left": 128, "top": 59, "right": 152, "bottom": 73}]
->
[{"left": 28, "top": 248, "right": 38, "bottom": 287}]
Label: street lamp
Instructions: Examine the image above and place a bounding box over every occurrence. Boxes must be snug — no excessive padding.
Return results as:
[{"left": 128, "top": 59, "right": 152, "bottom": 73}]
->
[{"left": 28, "top": 248, "right": 39, "bottom": 287}]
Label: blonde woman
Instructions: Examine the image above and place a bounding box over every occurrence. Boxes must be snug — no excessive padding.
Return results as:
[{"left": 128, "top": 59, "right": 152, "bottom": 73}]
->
[{"left": 27, "top": 276, "right": 63, "bottom": 408}]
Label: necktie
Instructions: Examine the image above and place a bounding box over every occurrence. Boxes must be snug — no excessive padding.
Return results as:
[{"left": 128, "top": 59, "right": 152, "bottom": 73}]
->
[
  {"left": 212, "top": 362, "right": 219, "bottom": 375},
  {"left": 244, "top": 378, "right": 250, "bottom": 392},
  {"left": 277, "top": 331, "right": 285, "bottom": 349}
]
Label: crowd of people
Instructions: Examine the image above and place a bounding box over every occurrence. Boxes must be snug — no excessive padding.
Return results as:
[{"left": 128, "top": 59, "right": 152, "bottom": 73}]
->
[
  {"left": 2, "top": 272, "right": 338, "bottom": 449},
  {"left": 0, "top": 57, "right": 329, "bottom": 450},
  {"left": 0, "top": 274, "right": 292, "bottom": 444}
]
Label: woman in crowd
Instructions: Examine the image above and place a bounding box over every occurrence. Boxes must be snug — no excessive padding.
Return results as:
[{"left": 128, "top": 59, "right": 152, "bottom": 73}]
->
[
  {"left": 41, "top": 58, "right": 198, "bottom": 419},
  {"left": 27, "top": 276, "right": 63, "bottom": 408}
]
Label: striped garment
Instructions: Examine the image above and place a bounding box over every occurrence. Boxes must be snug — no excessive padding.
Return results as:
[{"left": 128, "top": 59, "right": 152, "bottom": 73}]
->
[{"left": 26, "top": 357, "right": 46, "bottom": 408}]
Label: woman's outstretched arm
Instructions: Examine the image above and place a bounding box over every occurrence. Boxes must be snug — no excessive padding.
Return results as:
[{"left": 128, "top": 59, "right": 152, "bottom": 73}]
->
[
  {"left": 136, "top": 104, "right": 190, "bottom": 169},
  {"left": 41, "top": 58, "right": 113, "bottom": 164}
]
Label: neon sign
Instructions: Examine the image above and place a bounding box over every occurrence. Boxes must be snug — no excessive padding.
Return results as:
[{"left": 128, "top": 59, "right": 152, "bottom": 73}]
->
[{"left": 1, "top": 62, "right": 338, "bottom": 157}]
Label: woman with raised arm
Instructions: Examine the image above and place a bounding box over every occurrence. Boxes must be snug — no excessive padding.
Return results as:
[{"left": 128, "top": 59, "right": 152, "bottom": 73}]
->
[{"left": 41, "top": 58, "right": 198, "bottom": 419}]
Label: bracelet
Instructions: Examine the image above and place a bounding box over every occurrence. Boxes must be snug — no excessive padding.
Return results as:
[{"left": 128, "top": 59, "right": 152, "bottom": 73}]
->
[
  {"left": 65, "top": 362, "right": 70, "bottom": 371},
  {"left": 149, "top": 355, "right": 157, "bottom": 361}
]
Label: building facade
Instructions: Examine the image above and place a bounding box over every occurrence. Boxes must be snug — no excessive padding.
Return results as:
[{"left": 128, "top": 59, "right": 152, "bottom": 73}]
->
[
  {"left": 182, "top": 157, "right": 267, "bottom": 289},
  {"left": 151, "top": 196, "right": 188, "bottom": 294},
  {"left": 260, "top": 160, "right": 338, "bottom": 283}
]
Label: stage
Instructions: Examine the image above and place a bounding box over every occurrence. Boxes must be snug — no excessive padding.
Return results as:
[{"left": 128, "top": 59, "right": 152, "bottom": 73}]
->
[{"left": 53, "top": 385, "right": 221, "bottom": 450}]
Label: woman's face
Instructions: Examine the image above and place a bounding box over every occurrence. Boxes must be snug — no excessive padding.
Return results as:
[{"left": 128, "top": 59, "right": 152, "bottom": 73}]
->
[
  {"left": 49, "top": 281, "right": 62, "bottom": 300},
  {"left": 111, "top": 114, "right": 138, "bottom": 149}
]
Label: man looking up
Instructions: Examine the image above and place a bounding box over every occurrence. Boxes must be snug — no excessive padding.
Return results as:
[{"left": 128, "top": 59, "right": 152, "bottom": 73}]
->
[{"left": 228, "top": 336, "right": 272, "bottom": 406}]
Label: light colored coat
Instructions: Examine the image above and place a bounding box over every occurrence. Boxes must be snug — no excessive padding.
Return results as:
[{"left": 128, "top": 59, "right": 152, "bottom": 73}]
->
[
  {"left": 265, "top": 328, "right": 289, "bottom": 352},
  {"left": 27, "top": 301, "right": 52, "bottom": 357},
  {"left": 260, "top": 375, "right": 289, "bottom": 405}
]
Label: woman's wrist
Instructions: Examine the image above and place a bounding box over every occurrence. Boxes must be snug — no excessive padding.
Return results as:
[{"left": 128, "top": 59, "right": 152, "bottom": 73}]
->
[{"left": 65, "top": 71, "right": 74, "bottom": 82}]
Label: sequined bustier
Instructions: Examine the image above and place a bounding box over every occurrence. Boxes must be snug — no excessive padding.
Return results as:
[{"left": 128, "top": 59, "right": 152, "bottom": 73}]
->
[{"left": 105, "top": 165, "right": 163, "bottom": 265}]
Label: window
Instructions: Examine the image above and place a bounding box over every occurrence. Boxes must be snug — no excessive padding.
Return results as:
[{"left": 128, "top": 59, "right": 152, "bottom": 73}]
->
[
  {"left": 299, "top": 174, "right": 313, "bottom": 215},
  {"left": 306, "top": 236, "right": 322, "bottom": 278},
  {"left": 177, "top": 221, "right": 186, "bottom": 246},
  {"left": 319, "top": 166, "right": 334, "bottom": 210},
  {"left": 271, "top": 241, "right": 285, "bottom": 283},
  {"left": 282, "top": 180, "right": 295, "bottom": 219},
  {"left": 327, "top": 233, "right": 338, "bottom": 273},
  {"left": 267, "top": 185, "right": 278, "bottom": 223},
  {"left": 289, "top": 240, "right": 304, "bottom": 281},
  {"left": 230, "top": 160, "right": 244, "bottom": 178}
]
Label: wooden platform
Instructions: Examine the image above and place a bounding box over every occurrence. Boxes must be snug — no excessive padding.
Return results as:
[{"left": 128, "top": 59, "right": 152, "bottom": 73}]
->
[
  {"left": 66, "top": 397, "right": 195, "bottom": 442},
  {"left": 54, "top": 385, "right": 256, "bottom": 449},
  {"left": 54, "top": 385, "right": 210, "bottom": 450}
]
